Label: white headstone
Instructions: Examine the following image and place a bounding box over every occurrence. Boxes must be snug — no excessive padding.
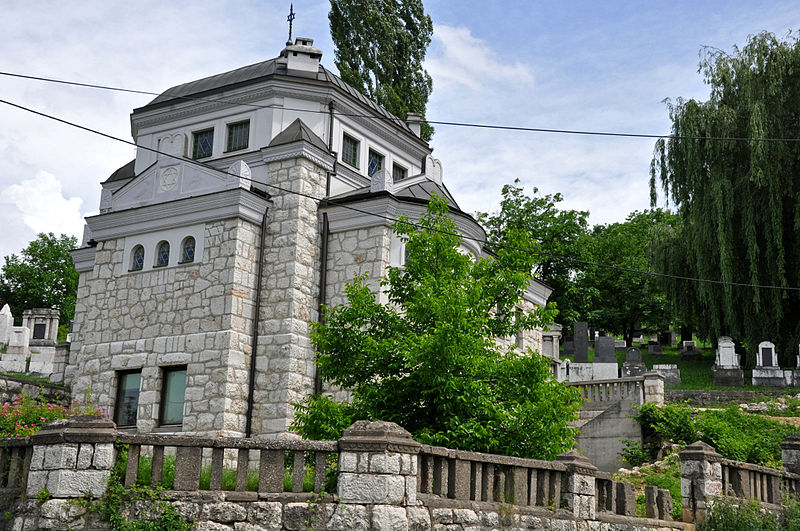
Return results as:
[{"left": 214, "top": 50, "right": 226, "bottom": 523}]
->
[
  {"left": 716, "top": 336, "right": 739, "bottom": 368},
  {"left": 758, "top": 341, "right": 777, "bottom": 367},
  {"left": 0, "top": 304, "right": 12, "bottom": 346}
]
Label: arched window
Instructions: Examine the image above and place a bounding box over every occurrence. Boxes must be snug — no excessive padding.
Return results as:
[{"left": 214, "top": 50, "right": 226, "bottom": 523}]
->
[
  {"left": 180, "top": 236, "right": 196, "bottom": 263},
  {"left": 155, "top": 241, "right": 170, "bottom": 267},
  {"left": 130, "top": 245, "right": 144, "bottom": 271}
]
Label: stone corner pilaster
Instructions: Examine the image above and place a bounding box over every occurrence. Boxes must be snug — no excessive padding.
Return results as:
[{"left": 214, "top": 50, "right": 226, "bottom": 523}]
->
[{"left": 556, "top": 450, "right": 597, "bottom": 519}]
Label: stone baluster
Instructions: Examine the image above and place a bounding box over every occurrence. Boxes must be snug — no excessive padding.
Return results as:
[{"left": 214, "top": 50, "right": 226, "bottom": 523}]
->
[
  {"left": 556, "top": 450, "right": 598, "bottom": 519},
  {"left": 679, "top": 441, "right": 723, "bottom": 523}
]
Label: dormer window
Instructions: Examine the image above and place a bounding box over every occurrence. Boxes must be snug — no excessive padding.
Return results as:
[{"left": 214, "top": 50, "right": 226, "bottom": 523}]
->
[
  {"left": 342, "top": 134, "right": 359, "bottom": 168},
  {"left": 368, "top": 149, "right": 384, "bottom": 177},
  {"left": 226, "top": 121, "right": 249, "bottom": 152},
  {"left": 155, "top": 241, "right": 170, "bottom": 267},
  {"left": 192, "top": 129, "right": 214, "bottom": 159},
  {"left": 392, "top": 164, "right": 407, "bottom": 181},
  {"left": 130, "top": 245, "right": 144, "bottom": 271}
]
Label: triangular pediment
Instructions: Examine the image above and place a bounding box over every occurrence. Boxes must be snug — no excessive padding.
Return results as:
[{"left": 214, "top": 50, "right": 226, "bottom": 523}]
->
[{"left": 111, "top": 160, "right": 232, "bottom": 211}]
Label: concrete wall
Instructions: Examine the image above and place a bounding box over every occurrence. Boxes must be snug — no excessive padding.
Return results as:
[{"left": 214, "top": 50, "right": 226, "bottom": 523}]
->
[{"left": 575, "top": 400, "right": 643, "bottom": 473}]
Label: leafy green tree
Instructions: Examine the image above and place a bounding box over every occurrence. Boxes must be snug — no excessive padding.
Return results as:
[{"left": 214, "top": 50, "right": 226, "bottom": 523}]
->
[
  {"left": 329, "top": 0, "right": 434, "bottom": 140},
  {"left": 650, "top": 32, "right": 800, "bottom": 361},
  {"left": 478, "top": 180, "right": 590, "bottom": 327},
  {"left": 579, "top": 210, "right": 676, "bottom": 345},
  {"left": 0, "top": 233, "right": 78, "bottom": 324},
  {"left": 293, "top": 196, "right": 582, "bottom": 459}
]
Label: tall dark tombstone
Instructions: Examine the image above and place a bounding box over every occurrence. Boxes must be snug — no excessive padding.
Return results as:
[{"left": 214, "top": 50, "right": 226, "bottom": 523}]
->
[
  {"left": 573, "top": 322, "right": 589, "bottom": 363},
  {"left": 680, "top": 326, "right": 693, "bottom": 343},
  {"left": 622, "top": 347, "right": 647, "bottom": 377},
  {"left": 594, "top": 336, "right": 617, "bottom": 363}
]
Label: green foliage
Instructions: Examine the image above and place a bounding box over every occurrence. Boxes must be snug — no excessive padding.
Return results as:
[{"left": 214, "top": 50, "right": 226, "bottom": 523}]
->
[
  {"left": 329, "top": 0, "right": 434, "bottom": 140},
  {"left": 294, "top": 195, "right": 582, "bottom": 459},
  {"left": 92, "top": 444, "right": 194, "bottom": 531},
  {"left": 634, "top": 403, "right": 800, "bottom": 467},
  {"left": 651, "top": 32, "right": 800, "bottom": 360},
  {"left": 701, "top": 498, "right": 780, "bottom": 531},
  {"left": 36, "top": 487, "right": 51, "bottom": 505},
  {"left": 477, "top": 179, "right": 590, "bottom": 327},
  {"left": 578, "top": 209, "right": 677, "bottom": 343},
  {"left": 0, "top": 393, "right": 73, "bottom": 438},
  {"left": 0, "top": 232, "right": 79, "bottom": 325},
  {"left": 619, "top": 440, "right": 649, "bottom": 467}
]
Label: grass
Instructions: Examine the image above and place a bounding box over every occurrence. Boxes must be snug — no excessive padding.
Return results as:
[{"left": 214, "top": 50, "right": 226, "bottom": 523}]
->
[
  {"left": 128, "top": 451, "right": 333, "bottom": 492},
  {"left": 0, "top": 371, "right": 59, "bottom": 386}
]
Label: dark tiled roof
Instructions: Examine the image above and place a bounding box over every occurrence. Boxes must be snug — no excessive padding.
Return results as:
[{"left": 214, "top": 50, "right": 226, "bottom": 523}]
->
[
  {"left": 268, "top": 118, "right": 329, "bottom": 152},
  {"left": 133, "top": 58, "right": 420, "bottom": 140},
  {"left": 103, "top": 159, "right": 135, "bottom": 184},
  {"left": 331, "top": 179, "right": 461, "bottom": 212}
]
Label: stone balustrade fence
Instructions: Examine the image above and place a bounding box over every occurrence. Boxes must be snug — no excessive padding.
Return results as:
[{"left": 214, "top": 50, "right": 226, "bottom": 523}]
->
[{"left": 568, "top": 372, "right": 664, "bottom": 411}]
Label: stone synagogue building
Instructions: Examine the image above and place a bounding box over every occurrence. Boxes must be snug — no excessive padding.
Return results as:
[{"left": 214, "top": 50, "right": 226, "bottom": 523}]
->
[{"left": 67, "top": 37, "right": 553, "bottom": 439}]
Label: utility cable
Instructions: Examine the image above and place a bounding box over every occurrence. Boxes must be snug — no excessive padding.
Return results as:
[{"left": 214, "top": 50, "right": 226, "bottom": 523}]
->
[
  {"left": 2, "top": 95, "right": 799, "bottom": 292},
  {"left": 3, "top": 70, "right": 800, "bottom": 143}
]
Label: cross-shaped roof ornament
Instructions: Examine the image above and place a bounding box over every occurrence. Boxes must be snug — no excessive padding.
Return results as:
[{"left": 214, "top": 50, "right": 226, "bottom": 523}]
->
[{"left": 287, "top": 4, "right": 296, "bottom": 44}]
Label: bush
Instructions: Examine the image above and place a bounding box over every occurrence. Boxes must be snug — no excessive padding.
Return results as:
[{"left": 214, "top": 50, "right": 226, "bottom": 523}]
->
[
  {"left": 701, "top": 498, "right": 779, "bottom": 531},
  {"left": 634, "top": 403, "right": 799, "bottom": 467}
]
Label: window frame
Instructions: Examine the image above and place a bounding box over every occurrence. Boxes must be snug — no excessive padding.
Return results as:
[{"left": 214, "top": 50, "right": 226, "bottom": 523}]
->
[
  {"left": 192, "top": 128, "right": 215, "bottom": 159},
  {"left": 114, "top": 370, "right": 142, "bottom": 428},
  {"left": 154, "top": 240, "right": 170, "bottom": 268},
  {"left": 341, "top": 133, "right": 360, "bottom": 168},
  {"left": 367, "top": 149, "right": 384, "bottom": 177},
  {"left": 392, "top": 163, "right": 408, "bottom": 182},
  {"left": 225, "top": 120, "right": 250, "bottom": 153},
  {"left": 159, "top": 365, "right": 187, "bottom": 427},
  {"left": 129, "top": 245, "right": 145, "bottom": 272},
  {"left": 179, "top": 236, "right": 196, "bottom": 264}
]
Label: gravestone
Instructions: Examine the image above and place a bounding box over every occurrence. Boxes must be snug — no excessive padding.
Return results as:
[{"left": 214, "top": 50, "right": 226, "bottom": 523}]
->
[
  {"left": 622, "top": 347, "right": 647, "bottom": 377},
  {"left": 680, "top": 340, "right": 701, "bottom": 361},
  {"left": 753, "top": 341, "right": 790, "bottom": 388},
  {"left": 0, "top": 304, "right": 12, "bottom": 346},
  {"left": 614, "top": 339, "right": 627, "bottom": 353},
  {"left": 595, "top": 336, "right": 617, "bottom": 362},
  {"left": 658, "top": 331, "right": 677, "bottom": 346},
  {"left": 713, "top": 336, "right": 742, "bottom": 387},
  {"left": 653, "top": 364, "right": 681, "bottom": 387},
  {"left": 647, "top": 342, "right": 663, "bottom": 356},
  {"left": 573, "top": 322, "right": 589, "bottom": 363},
  {"left": 563, "top": 338, "right": 574, "bottom": 357}
]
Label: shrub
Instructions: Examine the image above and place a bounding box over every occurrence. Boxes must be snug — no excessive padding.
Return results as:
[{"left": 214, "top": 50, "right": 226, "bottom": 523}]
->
[{"left": 701, "top": 498, "right": 779, "bottom": 531}]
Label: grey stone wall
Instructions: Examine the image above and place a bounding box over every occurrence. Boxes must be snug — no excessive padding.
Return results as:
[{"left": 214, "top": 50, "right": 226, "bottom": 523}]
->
[
  {"left": 69, "top": 218, "right": 259, "bottom": 437},
  {"left": 249, "top": 158, "right": 327, "bottom": 436}
]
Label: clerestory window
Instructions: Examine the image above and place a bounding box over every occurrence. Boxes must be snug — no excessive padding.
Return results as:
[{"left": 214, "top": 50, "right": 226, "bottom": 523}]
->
[
  {"left": 226, "top": 121, "right": 249, "bottom": 152},
  {"left": 342, "top": 134, "right": 359, "bottom": 168},
  {"left": 192, "top": 128, "right": 214, "bottom": 159},
  {"left": 180, "top": 236, "right": 196, "bottom": 263},
  {"left": 130, "top": 245, "right": 145, "bottom": 271},
  {"left": 155, "top": 241, "right": 170, "bottom": 267},
  {"left": 368, "top": 149, "right": 384, "bottom": 177}
]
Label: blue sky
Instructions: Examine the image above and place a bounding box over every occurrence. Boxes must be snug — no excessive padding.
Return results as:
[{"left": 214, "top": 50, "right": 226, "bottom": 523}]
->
[{"left": 0, "top": 1, "right": 798, "bottom": 259}]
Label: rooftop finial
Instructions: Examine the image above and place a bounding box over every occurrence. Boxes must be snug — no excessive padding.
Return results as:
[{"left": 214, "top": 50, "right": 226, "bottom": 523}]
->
[{"left": 287, "top": 4, "right": 296, "bottom": 44}]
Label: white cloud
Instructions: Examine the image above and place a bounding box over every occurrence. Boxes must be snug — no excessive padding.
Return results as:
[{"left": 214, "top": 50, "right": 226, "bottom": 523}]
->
[
  {"left": 427, "top": 25, "right": 535, "bottom": 93},
  {"left": 1, "top": 171, "right": 85, "bottom": 240}
]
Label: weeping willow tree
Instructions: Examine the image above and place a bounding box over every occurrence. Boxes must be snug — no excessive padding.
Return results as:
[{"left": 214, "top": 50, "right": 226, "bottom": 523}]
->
[{"left": 650, "top": 32, "right": 800, "bottom": 364}]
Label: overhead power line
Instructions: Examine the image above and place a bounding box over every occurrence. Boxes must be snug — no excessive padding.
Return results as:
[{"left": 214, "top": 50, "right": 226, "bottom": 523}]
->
[
  {"left": 3, "top": 70, "right": 800, "bottom": 143},
  {"left": 1, "top": 95, "right": 799, "bottom": 292}
]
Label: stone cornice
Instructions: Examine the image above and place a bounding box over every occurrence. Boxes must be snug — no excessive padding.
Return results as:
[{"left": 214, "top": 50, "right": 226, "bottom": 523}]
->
[
  {"left": 85, "top": 189, "right": 270, "bottom": 242},
  {"left": 260, "top": 140, "right": 335, "bottom": 172},
  {"left": 70, "top": 246, "right": 97, "bottom": 273}
]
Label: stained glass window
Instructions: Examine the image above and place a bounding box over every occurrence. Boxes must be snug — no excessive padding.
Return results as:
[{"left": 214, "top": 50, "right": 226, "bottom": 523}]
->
[
  {"left": 226, "top": 121, "right": 249, "bottom": 152},
  {"left": 181, "top": 237, "right": 196, "bottom": 263},
  {"left": 368, "top": 149, "right": 383, "bottom": 177},
  {"left": 392, "top": 164, "right": 407, "bottom": 181},
  {"left": 342, "top": 134, "right": 359, "bottom": 167},
  {"left": 192, "top": 128, "right": 214, "bottom": 159},
  {"left": 115, "top": 371, "right": 141, "bottom": 427},
  {"left": 155, "top": 241, "right": 170, "bottom": 267},
  {"left": 160, "top": 367, "right": 186, "bottom": 426},
  {"left": 130, "top": 245, "right": 144, "bottom": 271}
]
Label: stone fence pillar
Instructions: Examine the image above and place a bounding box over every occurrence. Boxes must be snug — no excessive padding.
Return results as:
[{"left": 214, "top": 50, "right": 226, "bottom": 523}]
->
[
  {"left": 781, "top": 433, "right": 800, "bottom": 475},
  {"left": 556, "top": 450, "right": 597, "bottom": 519},
  {"left": 643, "top": 371, "right": 665, "bottom": 406},
  {"left": 679, "top": 441, "right": 723, "bottom": 523},
  {"left": 26, "top": 415, "right": 117, "bottom": 499},
  {"left": 335, "top": 421, "right": 421, "bottom": 529}
]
